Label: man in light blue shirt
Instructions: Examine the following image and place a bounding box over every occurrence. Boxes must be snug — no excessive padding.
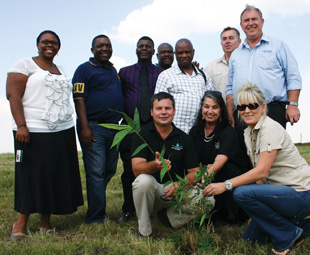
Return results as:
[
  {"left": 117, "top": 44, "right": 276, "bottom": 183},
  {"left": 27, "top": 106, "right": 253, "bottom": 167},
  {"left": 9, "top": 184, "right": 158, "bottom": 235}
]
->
[{"left": 226, "top": 4, "right": 302, "bottom": 129}]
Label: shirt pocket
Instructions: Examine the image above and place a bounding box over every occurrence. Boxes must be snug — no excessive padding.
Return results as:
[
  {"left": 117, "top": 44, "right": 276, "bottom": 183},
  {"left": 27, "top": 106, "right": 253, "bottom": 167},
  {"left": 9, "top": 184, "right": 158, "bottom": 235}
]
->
[{"left": 257, "top": 52, "right": 279, "bottom": 70}]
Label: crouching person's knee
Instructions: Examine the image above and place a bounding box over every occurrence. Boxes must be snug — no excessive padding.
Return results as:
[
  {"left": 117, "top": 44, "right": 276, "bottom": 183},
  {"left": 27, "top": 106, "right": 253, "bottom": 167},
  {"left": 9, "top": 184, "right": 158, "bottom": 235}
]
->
[{"left": 132, "top": 174, "right": 157, "bottom": 193}]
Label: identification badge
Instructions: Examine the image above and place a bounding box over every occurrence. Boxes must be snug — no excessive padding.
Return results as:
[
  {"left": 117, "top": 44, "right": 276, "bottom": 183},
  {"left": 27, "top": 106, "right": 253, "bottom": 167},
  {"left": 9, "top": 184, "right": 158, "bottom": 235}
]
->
[{"left": 16, "top": 150, "right": 23, "bottom": 163}]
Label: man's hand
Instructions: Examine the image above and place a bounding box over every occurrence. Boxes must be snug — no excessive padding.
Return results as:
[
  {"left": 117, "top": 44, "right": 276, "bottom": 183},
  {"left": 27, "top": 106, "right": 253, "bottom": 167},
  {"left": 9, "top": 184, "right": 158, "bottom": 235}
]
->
[
  {"left": 80, "top": 127, "right": 96, "bottom": 149},
  {"left": 286, "top": 105, "right": 300, "bottom": 126},
  {"left": 192, "top": 61, "right": 202, "bottom": 70},
  {"left": 226, "top": 94, "right": 235, "bottom": 127},
  {"left": 164, "top": 182, "right": 180, "bottom": 198},
  {"left": 154, "top": 152, "right": 171, "bottom": 171},
  {"left": 132, "top": 152, "right": 171, "bottom": 177}
]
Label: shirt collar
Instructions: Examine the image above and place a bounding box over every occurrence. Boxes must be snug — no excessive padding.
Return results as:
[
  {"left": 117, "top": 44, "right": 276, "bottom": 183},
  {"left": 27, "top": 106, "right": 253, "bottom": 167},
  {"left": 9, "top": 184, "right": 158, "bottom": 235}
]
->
[
  {"left": 136, "top": 62, "right": 153, "bottom": 71},
  {"left": 89, "top": 57, "right": 112, "bottom": 68},
  {"left": 177, "top": 63, "right": 199, "bottom": 75},
  {"left": 242, "top": 34, "right": 270, "bottom": 49},
  {"left": 150, "top": 121, "right": 180, "bottom": 138},
  {"left": 251, "top": 115, "right": 266, "bottom": 133},
  {"left": 219, "top": 55, "right": 228, "bottom": 65}
]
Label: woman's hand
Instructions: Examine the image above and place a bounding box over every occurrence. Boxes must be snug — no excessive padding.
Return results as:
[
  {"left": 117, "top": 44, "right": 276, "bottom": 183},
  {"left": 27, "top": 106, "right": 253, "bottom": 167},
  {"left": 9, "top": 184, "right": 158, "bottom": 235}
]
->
[
  {"left": 202, "top": 182, "right": 226, "bottom": 197},
  {"left": 207, "top": 164, "right": 215, "bottom": 177},
  {"left": 16, "top": 125, "right": 30, "bottom": 144}
]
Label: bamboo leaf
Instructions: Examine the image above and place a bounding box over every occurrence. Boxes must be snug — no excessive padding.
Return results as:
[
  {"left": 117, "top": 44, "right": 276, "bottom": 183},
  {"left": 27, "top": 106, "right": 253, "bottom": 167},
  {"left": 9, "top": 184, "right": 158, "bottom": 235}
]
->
[
  {"left": 99, "top": 123, "right": 130, "bottom": 130},
  {"left": 111, "top": 128, "right": 133, "bottom": 149},
  {"left": 131, "top": 143, "right": 148, "bottom": 157},
  {"left": 111, "top": 109, "right": 135, "bottom": 128},
  {"left": 133, "top": 108, "right": 141, "bottom": 132},
  {"left": 159, "top": 154, "right": 168, "bottom": 182},
  {"left": 199, "top": 162, "right": 206, "bottom": 171},
  {"left": 160, "top": 144, "right": 166, "bottom": 156},
  {"left": 194, "top": 176, "right": 201, "bottom": 183},
  {"left": 175, "top": 174, "right": 183, "bottom": 182},
  {"left": 184, "top": 175, "right": 189, "bottom": 184},
  {"left": 199, "top": 213, "right": 207, "bottom": 227},
  {"left": 163, "top": 180, "right": 173, "bottom": 188},
  {"left": 179, "top": 192, "right": 185, "bottom": 202}
]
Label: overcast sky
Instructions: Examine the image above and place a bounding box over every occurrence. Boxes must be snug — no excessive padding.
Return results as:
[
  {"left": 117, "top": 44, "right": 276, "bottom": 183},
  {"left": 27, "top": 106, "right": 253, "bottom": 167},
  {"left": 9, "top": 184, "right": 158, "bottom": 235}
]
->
[{"left": 1, "top": 0, "right": 309, "bottom": 153}]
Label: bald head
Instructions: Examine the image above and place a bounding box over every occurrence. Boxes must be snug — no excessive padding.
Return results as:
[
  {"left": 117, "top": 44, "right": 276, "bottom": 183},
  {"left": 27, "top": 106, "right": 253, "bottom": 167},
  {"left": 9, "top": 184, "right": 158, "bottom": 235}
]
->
[{"left": 175, "top": 38, "right": 193, "bottom": 50}]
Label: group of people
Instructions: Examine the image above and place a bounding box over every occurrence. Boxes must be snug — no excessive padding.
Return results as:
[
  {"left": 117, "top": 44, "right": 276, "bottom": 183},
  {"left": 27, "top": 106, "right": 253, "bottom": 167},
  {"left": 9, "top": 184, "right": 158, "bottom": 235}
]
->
[{"left": 6, "top": 4, "right": 310, "bottom": 255}]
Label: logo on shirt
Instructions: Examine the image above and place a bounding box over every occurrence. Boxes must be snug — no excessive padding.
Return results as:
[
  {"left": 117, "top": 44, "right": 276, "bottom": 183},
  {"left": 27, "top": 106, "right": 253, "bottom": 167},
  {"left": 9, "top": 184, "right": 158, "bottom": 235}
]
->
[
  {"left": 215, "top": 141, "right": 220, "bottom": 149},
  {"left": 74, "top": 83, "right": 85, "bottom": 93},
  {"left": 171, "top": 143, "right": 183, "bottom": 151}
]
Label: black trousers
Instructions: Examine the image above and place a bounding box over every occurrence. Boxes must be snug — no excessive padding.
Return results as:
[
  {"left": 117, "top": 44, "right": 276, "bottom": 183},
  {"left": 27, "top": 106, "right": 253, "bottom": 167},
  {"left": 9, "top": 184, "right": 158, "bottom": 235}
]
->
[
  {"left": 119, "top": 134, "right": 136, "bottom": 213},
  {"left": 267, "top": 101, "right": 287, "bottom": 129}
]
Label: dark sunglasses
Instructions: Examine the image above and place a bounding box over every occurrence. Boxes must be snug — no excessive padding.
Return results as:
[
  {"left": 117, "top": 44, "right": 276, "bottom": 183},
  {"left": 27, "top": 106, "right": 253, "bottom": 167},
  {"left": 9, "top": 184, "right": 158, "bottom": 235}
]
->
[{"left": 237, "top": 102, "right": 262, "bottom": 111}]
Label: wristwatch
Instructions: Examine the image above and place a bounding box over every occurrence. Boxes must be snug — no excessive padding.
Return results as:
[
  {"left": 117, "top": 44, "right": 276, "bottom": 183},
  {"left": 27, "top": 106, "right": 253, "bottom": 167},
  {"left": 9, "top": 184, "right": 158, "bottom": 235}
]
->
[
  {"left": 225, "top": 180, "right": 233, "bottom": 191},
  {"left": 288, "top": 101, "right": 298, "bottom": 107}
]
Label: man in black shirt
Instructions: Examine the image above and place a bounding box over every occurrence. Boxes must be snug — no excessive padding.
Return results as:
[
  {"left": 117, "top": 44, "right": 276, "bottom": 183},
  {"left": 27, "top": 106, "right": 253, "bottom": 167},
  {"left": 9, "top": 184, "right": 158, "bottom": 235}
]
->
[{"left": 131, "top": 92, "right": 215, "bottom": 237}]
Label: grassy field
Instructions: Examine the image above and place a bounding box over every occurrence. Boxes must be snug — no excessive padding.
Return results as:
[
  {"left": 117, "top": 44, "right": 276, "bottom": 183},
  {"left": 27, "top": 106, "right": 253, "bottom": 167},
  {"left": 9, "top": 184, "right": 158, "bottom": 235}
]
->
[{"left": 1, "top": 145, "right": 310, "bottom": 254}]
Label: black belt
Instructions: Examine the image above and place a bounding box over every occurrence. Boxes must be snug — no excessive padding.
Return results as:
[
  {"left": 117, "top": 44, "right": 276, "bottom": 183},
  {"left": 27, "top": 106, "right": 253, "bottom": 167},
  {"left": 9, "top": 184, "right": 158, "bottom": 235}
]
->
[{"left": 267, "top": 101, "right": 287, "bottom": 106}]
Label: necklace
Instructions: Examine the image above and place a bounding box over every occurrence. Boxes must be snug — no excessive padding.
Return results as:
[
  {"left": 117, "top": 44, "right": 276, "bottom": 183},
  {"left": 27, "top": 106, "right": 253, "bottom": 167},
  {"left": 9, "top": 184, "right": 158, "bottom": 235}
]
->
[{"left": 204, "top": 128, "right": 214, "bottom": 143}]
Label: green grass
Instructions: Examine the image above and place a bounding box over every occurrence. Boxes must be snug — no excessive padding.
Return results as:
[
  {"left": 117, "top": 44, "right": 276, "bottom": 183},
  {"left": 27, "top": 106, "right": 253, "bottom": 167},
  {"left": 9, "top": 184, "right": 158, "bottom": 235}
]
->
[{"left": 1, "top": 145, "right": 310, "bottom": 254}]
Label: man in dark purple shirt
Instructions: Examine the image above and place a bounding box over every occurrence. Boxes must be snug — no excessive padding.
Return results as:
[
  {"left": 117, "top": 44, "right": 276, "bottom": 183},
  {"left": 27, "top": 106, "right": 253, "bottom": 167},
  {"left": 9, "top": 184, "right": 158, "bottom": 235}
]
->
[{"left": 118, "top": 36, "right": 162, "bottom": 222}]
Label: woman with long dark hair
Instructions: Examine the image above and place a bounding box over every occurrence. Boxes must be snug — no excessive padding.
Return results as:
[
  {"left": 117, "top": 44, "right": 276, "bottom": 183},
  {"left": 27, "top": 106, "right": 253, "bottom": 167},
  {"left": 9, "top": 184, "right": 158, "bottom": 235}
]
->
[{"left": 189, "top": 90, "right": 249, "bottom": 223}]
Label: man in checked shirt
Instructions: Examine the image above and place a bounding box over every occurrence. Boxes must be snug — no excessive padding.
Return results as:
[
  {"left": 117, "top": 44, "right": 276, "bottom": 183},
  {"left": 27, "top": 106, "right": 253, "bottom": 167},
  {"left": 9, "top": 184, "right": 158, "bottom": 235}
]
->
[{"left": 155, "top": 38, "right": 214, "bottom": 134}]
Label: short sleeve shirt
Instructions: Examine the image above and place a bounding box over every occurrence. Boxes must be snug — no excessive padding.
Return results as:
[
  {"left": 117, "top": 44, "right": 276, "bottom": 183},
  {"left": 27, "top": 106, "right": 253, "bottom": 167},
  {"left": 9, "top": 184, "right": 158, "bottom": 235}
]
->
[
  {"left": 131, "top": 122, "right": 199, "bottom": 183},
  {"left": 244, "top": 116, "right": 310, "bottom": 191},
  {"left": 206, "top": 55, "right": 228, "bottom": 101},
  {"left": 72, "top": 58, "right": 123, "bottom": 123},
  {"left": 8, "top": 58, "right": 74, "bottom": 132}
]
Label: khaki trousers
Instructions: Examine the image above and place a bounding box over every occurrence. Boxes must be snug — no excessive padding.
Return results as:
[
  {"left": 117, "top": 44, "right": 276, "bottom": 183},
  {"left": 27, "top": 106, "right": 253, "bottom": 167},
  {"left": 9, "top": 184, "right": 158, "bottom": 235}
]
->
[{"left": 132, "top": 174, "right": 215, "bottom": 236}]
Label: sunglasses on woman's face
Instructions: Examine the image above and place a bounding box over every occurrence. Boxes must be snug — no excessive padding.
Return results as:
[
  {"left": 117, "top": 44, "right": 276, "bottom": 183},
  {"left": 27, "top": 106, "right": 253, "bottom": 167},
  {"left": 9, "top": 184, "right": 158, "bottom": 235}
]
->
[{"left": 237, "top": 102, "right": 262, "bottom": 111}]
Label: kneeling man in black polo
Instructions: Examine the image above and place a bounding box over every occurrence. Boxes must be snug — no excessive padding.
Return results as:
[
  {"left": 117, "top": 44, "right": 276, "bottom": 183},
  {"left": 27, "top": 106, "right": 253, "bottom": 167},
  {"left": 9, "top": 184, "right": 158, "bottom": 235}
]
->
[{"left": 131, "top": 92, "right": 215, "bottom": 237}]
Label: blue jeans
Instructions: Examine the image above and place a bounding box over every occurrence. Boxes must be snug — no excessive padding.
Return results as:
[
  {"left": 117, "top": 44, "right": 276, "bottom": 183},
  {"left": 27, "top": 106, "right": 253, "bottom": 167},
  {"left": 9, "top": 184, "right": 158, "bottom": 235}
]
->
[
  {"left": 233, "top": 184, "right": 310, "bottom": 251},
  {"left": 78, "top": 121, "right": 118, "bottom": 224}
]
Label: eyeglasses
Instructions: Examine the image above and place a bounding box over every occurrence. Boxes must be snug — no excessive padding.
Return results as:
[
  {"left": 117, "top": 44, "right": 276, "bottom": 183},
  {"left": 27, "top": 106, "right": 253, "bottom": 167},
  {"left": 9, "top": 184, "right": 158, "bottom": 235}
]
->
[
  {"left": 237, "top": 102, "right": 262, "bottom": 111},
  {"left": 40, "top": 40, "right": 59, "bottom": 46}
]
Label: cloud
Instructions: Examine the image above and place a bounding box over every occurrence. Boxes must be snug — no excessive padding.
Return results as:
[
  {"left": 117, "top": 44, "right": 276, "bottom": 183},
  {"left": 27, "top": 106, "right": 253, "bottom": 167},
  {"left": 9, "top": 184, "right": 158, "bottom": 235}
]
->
[
  {"left": 110, "top": 55, "right": 130, "bottom": 72},
  {"left": 253, "top": 0, "right": 310, "bottom": 16},
  {"left": 109, "top": 0, "right": 310, "bottom": 44},
  {"left": 0, "top": 98, "right": 10, "bottom": 114}
]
